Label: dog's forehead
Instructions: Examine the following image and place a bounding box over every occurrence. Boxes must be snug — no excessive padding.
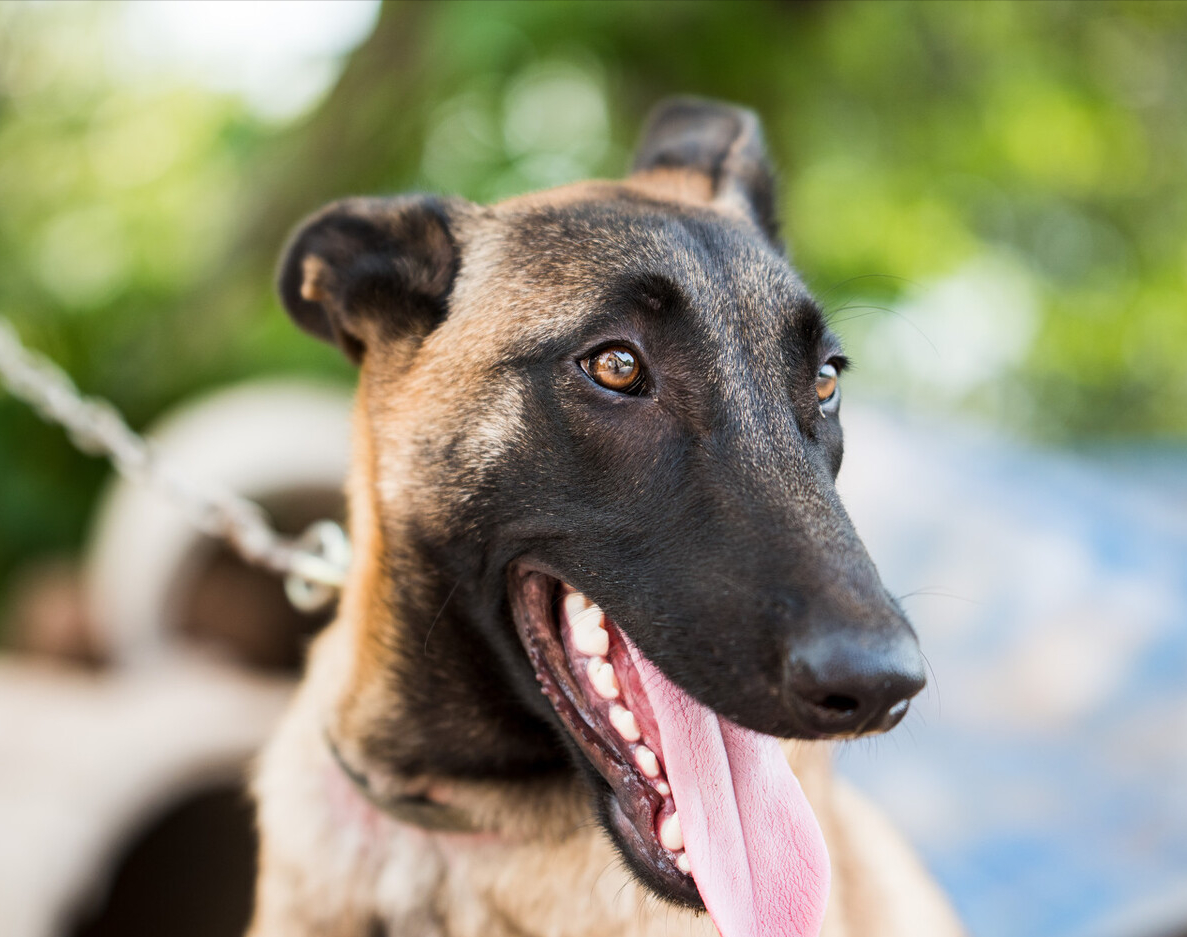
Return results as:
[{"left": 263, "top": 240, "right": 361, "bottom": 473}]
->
[{"left": 447, "top": 181, "right": 814, "bottom": 348}]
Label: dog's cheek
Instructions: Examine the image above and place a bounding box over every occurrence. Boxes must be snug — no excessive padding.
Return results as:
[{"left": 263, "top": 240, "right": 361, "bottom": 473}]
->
[{"left": 390, "top": 377, "right": 533, "bottom": 543}]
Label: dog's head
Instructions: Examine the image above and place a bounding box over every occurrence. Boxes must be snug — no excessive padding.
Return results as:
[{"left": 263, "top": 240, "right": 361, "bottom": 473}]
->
[{"left": 279, "top": 99, "right": 924, "bottom": 931}]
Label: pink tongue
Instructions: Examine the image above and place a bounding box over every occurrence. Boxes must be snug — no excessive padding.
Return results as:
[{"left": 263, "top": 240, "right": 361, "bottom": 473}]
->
[{"left": 631, "top": 651, "right": 830, "bottom": 937}]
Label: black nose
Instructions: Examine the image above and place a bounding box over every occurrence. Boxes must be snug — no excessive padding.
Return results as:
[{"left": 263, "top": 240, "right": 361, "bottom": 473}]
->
[{"left": 785, "top": 628, "right": 927, "bottom": 737}]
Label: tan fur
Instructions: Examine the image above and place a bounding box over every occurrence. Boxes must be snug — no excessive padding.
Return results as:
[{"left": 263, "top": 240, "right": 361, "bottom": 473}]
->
[{"left": 251, "top": 173, "right": 966, "bottom": 937}]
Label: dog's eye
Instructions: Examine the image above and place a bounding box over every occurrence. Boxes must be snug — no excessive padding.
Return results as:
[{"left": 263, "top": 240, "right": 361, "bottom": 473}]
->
[
  {"left": 816, "top": 362, "right": 839, "bottom": 407},
  {"left": 582, "top": 346, "right": 644, "bottom": 393}
]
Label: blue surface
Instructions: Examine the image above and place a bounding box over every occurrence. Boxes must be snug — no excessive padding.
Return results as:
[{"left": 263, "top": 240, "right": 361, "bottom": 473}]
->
[{"left": 833, "top": 408, "right": 1187, "bottom": 937}]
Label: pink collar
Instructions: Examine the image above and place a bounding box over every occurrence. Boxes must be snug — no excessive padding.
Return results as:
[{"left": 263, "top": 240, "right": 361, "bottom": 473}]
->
[{"left": 325, "top": 731, "right": 483, "bottom": 834}]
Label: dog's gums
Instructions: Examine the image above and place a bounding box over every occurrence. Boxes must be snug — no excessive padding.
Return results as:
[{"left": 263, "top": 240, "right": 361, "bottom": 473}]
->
[{"left": 510, "top": 565, "right": 699, "bottom": 903}]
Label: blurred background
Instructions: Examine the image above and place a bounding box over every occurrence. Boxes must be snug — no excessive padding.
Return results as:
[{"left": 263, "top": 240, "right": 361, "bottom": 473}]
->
[{"left": 0, "top": 2, "right": 1184, "bottom": 936}]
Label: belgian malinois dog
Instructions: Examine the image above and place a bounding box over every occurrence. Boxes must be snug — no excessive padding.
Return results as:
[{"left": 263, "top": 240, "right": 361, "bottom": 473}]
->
[{"left": 250, "top": 98, "right": 964, "bottom": 937}]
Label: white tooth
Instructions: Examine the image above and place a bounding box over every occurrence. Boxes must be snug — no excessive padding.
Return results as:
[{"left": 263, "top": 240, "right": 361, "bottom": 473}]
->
[
  {"left": 608, "top": 705, "right": 641, "bottom": 742},
  {"left": 585, "top": 657, "right": 619, "bottom": 699},
  {"left": 563, "top": 591, "right": 594, "bottom": 620},
  {"left": 571, "top": 608, "right": 609, "bottom": 657},
  {"left": 660, "top": 812, "right": 684, "bottom": 851},
  {"left": 635, "top": 745, "right": 660, "bottom": 778},
  {"left": 588, "top": 660, "right": 619, "bottom": 699},
  {"left": 676, "top": 852, "right": 691, "bottom": 874},
  {"left": 574, "top": 626, "right": 609, "bottom": 658},
  {"left": 655, "top": 780, "right": 670, "bottom": 796}
]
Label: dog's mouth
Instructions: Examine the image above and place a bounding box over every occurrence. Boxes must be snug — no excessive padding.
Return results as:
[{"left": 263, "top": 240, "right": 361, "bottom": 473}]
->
[{"left": 508, "top": 563, "right": 831, "bottom": 937}]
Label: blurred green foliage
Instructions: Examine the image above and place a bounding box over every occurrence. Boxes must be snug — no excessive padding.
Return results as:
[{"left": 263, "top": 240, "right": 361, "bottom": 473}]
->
[{"left": 1, "top": 0, "right": 1186, "bottom": 611}]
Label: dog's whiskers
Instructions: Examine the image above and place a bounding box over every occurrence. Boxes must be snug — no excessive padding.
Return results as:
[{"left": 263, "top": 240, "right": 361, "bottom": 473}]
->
[
  {"left": 897, "top": 588, "right": 982, "bottom": 607},
  {"left": 920, "top": 649, "right": 941, "bottom": 717},
  {"left": 422, "top": 579, "right": 460, "bottom": 656},
  {"left": 824, "top": 301, "right": 941, "bottom": 358},
  {"left": 815, "top": 272, "right": 920, "bottom": 306}
]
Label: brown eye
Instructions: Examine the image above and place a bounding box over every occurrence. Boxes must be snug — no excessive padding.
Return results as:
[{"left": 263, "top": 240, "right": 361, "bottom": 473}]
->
[
  {"left": 815, "top": 362, "right": 839, "bottom": 404},
  {"left": 583, "top": 346, "right": 643, "bottom": 393}
]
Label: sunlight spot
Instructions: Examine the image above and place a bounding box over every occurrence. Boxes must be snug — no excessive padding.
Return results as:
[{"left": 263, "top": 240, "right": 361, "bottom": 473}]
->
[{"left": 112, "top": 0, "right": 381, "bottom": 122}]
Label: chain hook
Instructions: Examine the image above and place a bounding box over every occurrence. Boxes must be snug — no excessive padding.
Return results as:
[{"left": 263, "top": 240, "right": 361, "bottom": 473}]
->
[{"left": 284, "top": 520, "right": 352, "bottom": 613}]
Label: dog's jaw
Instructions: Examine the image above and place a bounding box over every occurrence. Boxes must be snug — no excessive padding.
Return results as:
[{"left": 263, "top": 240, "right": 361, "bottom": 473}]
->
[
  {"left": 509, "top": 564, "right": 700, "bottom": 904},
  {"left": 507, "top": 563, "right": 832, "bottom": 937}
]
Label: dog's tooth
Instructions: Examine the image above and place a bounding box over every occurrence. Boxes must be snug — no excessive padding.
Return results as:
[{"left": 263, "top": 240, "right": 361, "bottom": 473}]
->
[
  {"left": 585, "top": 657, "right": 619, "bottom": 698},
  {"left": 635, "top": 745, "right": 660, "bottom": 778},
  {"left": 574, "top": 627, "right": 609, "bottom": 658},
  {"left": 571, "top": 609, "right": 609, "bottom": 657},
  {"left": 655, "top": 780, "right": 670, "bottom": 797},
  {"left": 659, "top": 812, "right": 684, "bottom": 851},
  {"left": 588, "top": 659, "right": 619, "bottom": 699},
  {"left": 676, "top": 852, "right": 691, "bottom": 874},
  {"left": 608, "top": 704, "right": 641, "bottom": 742},
  {"left": 563, "top": 591, "right": 594, "bottom": 620}
]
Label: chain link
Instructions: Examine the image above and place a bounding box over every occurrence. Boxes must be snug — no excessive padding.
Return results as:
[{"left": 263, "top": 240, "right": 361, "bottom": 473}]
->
[{"left": 0, "top": 315, "right": 349, "bottom": 610}]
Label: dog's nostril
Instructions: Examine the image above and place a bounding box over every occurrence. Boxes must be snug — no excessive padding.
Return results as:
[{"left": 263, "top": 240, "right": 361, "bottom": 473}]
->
[{"left": 817, "top": 694, "right": 860, "bottom": 715}]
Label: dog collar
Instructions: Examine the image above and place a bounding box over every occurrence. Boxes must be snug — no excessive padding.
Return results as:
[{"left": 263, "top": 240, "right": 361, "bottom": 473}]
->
[{"left": 325, "top": 732, "right": 483, "bottom": 835}]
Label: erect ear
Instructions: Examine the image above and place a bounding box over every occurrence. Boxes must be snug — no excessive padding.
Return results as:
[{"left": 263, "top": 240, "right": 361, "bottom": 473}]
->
[
  {"left": 630, "top": 97, "right": 779, "bottom": 245},
  {"left": 277, "top": 195, "right": 466, "bottom": 363}
]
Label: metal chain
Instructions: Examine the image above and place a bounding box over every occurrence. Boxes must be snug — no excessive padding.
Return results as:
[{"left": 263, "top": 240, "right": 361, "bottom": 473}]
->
[{"left": 0, "top": 315, "right": 349, "bottom": 611}]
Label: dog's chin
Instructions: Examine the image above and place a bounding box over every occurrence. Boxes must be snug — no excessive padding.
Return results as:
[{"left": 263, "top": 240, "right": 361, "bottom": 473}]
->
[{"left": 508, "top": 563, "right": 703, "bottom": 909}]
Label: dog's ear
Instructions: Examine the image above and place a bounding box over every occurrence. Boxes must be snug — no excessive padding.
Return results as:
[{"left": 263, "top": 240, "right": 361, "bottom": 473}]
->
[
  {"left": 277, "top": 195, "right": 465, "bottom": 363},
  {"left": 630, "top": 97, "right": 779, "bottom": 244}
]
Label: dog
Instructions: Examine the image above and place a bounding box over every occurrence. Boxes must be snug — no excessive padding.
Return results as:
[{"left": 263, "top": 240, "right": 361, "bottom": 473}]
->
[{"left": 249, "top": 98, "right": 965, "bottom": 937}]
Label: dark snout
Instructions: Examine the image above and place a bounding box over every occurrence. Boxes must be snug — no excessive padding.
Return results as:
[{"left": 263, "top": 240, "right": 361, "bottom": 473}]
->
[{"left": 784, "top": 610, "right": 926, "bottom": 738}]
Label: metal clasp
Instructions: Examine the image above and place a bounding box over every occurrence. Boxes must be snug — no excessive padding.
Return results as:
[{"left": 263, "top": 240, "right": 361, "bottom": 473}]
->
[{"left": 284, "top": 520, "right": 352, "bottom": 613}]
